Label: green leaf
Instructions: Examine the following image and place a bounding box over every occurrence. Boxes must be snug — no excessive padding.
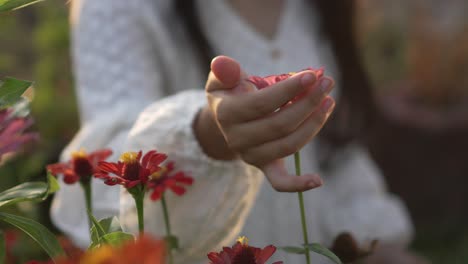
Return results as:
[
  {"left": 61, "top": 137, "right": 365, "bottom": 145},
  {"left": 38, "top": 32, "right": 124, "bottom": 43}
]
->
[
  {"left": 165, "top": 235, "right": 179, "bottom": 250},
  {"left": 0, "top": 0, "right": 44, "bottom": 12},
  {"left": 87, "top": 211, "right": 107, "bottom": 241},
  {"left": 0, "top": 212, "right": 64, "bottom": 259},
  {"left": 46, "top": 172, "right": 60, "bottom": 195},
  {"left": 280, "top": 246, "right": 307, "bottom": 254},
  {"left": 304, "top": 243, "right": 342, "bottom": 264},
  {"left": 0, "top": 231, "right": 5, "bottom": 264},
  {"left": 101, "top": 232, "right": 134, "bottom": 247},
  {"left": 0, "top": 182, "right": 48, "bottom": 208},
  {"left": 0, "top": 77, "right": 32, "bottom": 108},
  {"left": 0, "top": 173, "right": 60, "bottom": 208},
  {"left": 89, "top": 216, "right": 123, "bottom": 245}
]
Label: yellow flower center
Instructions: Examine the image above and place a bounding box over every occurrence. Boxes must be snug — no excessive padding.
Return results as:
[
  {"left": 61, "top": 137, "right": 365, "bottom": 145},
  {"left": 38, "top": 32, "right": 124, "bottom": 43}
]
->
[
  {"left": 119, "top": 152, "right": 139, "bottom": 164},
  {"left": 237, "top": 236, "right": 249, "bottom": 246},
  {"left": 288, "top": 72, "right": 296, "bottom": 76},
  {"left": 71, "top": 148, "right": 87, "bottom": 159},
  {"left": 149, "top": 166, "right": 168, "bottom": 180}
]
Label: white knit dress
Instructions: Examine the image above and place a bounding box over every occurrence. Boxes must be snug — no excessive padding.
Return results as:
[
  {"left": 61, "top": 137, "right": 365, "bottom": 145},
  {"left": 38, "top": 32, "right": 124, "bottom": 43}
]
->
[{"left": 51, "top": 0, "right": 413, "bottom": 263}]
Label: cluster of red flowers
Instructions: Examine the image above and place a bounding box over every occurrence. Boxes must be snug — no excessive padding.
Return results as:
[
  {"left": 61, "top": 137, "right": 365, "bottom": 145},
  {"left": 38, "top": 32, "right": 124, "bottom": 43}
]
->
[{"left": 47, "top": 149, "right": 193, "bottom": 200}]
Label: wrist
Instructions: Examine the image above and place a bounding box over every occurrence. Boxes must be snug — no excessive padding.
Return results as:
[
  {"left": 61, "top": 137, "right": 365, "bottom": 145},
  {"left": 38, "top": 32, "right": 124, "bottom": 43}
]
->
[{"left": 193, "top": 106, "right": 238, "bottom": 160}]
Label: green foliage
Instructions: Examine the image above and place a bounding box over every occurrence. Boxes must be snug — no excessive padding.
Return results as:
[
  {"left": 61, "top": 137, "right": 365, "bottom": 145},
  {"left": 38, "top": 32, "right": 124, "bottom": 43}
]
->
[
  {"left": 0, "top": 173, "right": 59, "bottom": 208},
  {"left": 281, "top": 244, "right": 342, "bottom": 264},
  {"left": 0, "top": 212, "right": 64, "bottom": 259},
  {"left": 100, "top": 232, "right": 134, "bottom": 247},
  {"left": 280, "top": 246, "right": 307, "bottom": 254},
  {"left": 0, "top": 0, "right": 44, "bottom": 12},
  {"left": 88, "top": 214, "right": 134, "bottom": 249},
  {"left": 304, "top": 243, "right": 342, "bottom": 264},
  {"left": 0, "top": 77, "right": 32, "bottom": 109},
  {"left": 165, "top": 235, "right": 179, "bottom": 250}
]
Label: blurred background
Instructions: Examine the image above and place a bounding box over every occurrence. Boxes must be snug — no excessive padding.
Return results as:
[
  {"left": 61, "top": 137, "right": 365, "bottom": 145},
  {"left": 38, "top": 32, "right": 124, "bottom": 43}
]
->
[{"left": 0, "top": 0, "right": 467, "bottom": 263}]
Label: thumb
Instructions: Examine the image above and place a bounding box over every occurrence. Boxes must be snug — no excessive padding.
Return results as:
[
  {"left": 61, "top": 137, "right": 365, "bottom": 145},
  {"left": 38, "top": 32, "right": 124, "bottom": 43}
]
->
[{"left": 207, "top": 56, "right": 249, "bottom": 93}]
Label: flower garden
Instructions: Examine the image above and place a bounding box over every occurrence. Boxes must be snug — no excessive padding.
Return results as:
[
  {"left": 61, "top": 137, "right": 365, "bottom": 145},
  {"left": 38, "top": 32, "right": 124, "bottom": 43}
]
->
[{"left": 2, "top": 1, "right": 468, "bottom": 263}]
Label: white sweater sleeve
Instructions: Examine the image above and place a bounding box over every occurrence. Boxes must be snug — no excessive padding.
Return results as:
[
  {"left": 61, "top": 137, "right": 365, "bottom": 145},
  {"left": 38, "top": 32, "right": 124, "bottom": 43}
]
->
[
  {"left": 51, "top": 0, "right": 166, "bottom": 247},
  {"left": 120, "top": 91, "right": 263, "bottom": 264}
]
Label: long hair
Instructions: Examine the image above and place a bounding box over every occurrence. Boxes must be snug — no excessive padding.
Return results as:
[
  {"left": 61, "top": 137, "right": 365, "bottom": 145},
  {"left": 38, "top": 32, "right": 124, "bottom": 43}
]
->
[{"left": 175, "top": 0, "right": 375, "bottom": 157}]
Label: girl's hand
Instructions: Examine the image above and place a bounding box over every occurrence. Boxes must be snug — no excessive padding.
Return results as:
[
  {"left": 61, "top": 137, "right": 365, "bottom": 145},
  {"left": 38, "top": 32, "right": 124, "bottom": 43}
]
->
[{"left": 194, "top": 56, "right": 335, "bottom": 192}]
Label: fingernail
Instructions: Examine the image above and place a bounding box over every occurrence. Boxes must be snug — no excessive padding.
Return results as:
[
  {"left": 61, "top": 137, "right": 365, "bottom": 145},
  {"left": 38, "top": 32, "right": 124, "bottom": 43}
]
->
[
  {"left": 321, "top": 97, "right": 334, "bottom": 113},
  {"left": 320, "top": 78, "right": 333, "bottom": 94},
  {"left": 301, "top": 73, "right": 316, "bottom": 87},
  {"left": 308, "top": 178, "right": 323, "bottom": 187}
]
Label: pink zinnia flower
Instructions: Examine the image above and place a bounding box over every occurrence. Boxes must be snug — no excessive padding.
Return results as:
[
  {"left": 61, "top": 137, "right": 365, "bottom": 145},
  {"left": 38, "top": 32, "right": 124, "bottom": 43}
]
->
[
  {"left": 248, "top": 67, "right": 324, "bottom": 89},
  {"left": 0, "top": 108, "right": 38, "bottom": 161}
]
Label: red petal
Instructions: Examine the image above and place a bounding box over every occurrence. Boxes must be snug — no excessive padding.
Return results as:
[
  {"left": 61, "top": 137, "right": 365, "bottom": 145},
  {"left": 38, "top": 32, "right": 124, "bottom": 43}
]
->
[
  {"left": 150, "top": 186, "right": 165, "bottom": 201},
  {"left": 46, "top": 162, "right": 70, "bottom": 175},
  {"left": 88, "top": 149, "right": 112, "bottom": 165},
  {"left": 256, "top": 245, "right": 276, "bottom": 263},
  {"left": 169, "top": 185, "right": 186, "bottom": 196},
  {"left": 63, "top": 172, "right": 79, "bottom": 184},
  {"left": 97, "top": 161, "right": 121, "bottom": 175},
  {"left": 126, "top": 180, "right": 141, "bottom": 189},
  {"left": 173, "top": 172, "right": 194, "bottom": 185},
  {"left": 207, "top": 252, "right": 225, "bottom": 264},
  {"left": 141, "top": 150, "right": 157, "bottom": 168}
]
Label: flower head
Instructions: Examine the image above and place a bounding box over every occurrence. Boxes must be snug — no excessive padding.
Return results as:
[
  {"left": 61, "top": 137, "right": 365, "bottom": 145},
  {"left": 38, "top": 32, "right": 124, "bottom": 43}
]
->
[
  {"left": 49, "top": 235, "right": 166, "bottom": 264},
  {"left": 47, "top": 149, "right": 112, "bottom": 184},
  {"left": 95, "top": 150, "right": 167, "bottom": 189},
  {"left": 208, "top": 237, "right": 283, "bottom": 264},
  {"left": 0, "top": 108, "right": 38, "bottom": 162},
  {"left": 247, "top": 67, "right": 324, "bottom": 89},
  {"left": 147, "top": 161, "right": 193, "bottom": 201}
]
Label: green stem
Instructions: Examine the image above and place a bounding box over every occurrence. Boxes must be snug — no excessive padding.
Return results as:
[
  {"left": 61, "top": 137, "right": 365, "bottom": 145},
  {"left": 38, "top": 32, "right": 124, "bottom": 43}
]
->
[
  {"left": 161, "top": 195, "right": 173, "bottom": 264},
  {"left": 80, "top": 181, "right": 92, "bottom": 233},
  {"left": 295, "top": 151, "right": 311, "bottom": 264},
  {"left": 134, "top": 191, "right": 145, "bottom": 234}
]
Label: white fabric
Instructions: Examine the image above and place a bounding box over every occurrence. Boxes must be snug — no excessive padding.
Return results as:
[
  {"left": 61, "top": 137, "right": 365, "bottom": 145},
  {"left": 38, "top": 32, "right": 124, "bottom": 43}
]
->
[{"left": 51, "top": 0, "right": 413, "bottom": 263}]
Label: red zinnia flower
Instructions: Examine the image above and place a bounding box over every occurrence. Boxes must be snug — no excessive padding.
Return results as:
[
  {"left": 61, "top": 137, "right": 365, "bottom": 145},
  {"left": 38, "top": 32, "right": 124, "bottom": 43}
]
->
[
  {"left": 248, "top": 67, "right": 324, "bottom": 89},
  {"left": 47, "top": 149, "right": 112, "bottom": 184},
  {"left": 147, "top": 161, "right": 193, "bottom": 201},
  {"left": 95, "top": 150, "right": 167, "bottom": 189},
  {"left": 208, "top": 237, "right": 283, "bottom": 264},
  {"left": 0, "top": 108, "right": 38, "bottom": 162}
]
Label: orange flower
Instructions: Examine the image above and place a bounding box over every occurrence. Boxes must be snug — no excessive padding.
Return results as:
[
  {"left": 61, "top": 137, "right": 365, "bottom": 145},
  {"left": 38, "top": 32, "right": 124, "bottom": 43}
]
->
[
  {"left": 208, "top": 237, "right": 283, "bottom": 264},
  {"left": 47, "top": 149, "right": 112, "bottom": 184},
  {"left": 51, "top": 235, "right": 166, "bottom": 264}
]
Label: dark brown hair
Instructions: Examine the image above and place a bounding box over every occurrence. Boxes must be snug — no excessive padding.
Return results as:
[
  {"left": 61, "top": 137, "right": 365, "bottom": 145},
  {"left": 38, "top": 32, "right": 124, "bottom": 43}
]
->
[{"left": 174, "top": 0, "right": 375, "bottom": 155}]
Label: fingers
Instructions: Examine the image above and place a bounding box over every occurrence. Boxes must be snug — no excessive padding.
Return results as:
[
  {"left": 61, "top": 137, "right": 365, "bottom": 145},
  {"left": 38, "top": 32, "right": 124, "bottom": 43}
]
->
[
  {"left": 261, "top": 160, "right": 323, "bottom": 192},
  {"left": 240, "top": 96, "right": 335, "bottom": 166},
  {"left": 228, "top": 77, "right": 334, "bottom": 149},
  {"left": 207, "top": 56, "right": 249, "bottom": 93},
  {"left": 222, "top": 71, "right": 318, "bottom": 122}
]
